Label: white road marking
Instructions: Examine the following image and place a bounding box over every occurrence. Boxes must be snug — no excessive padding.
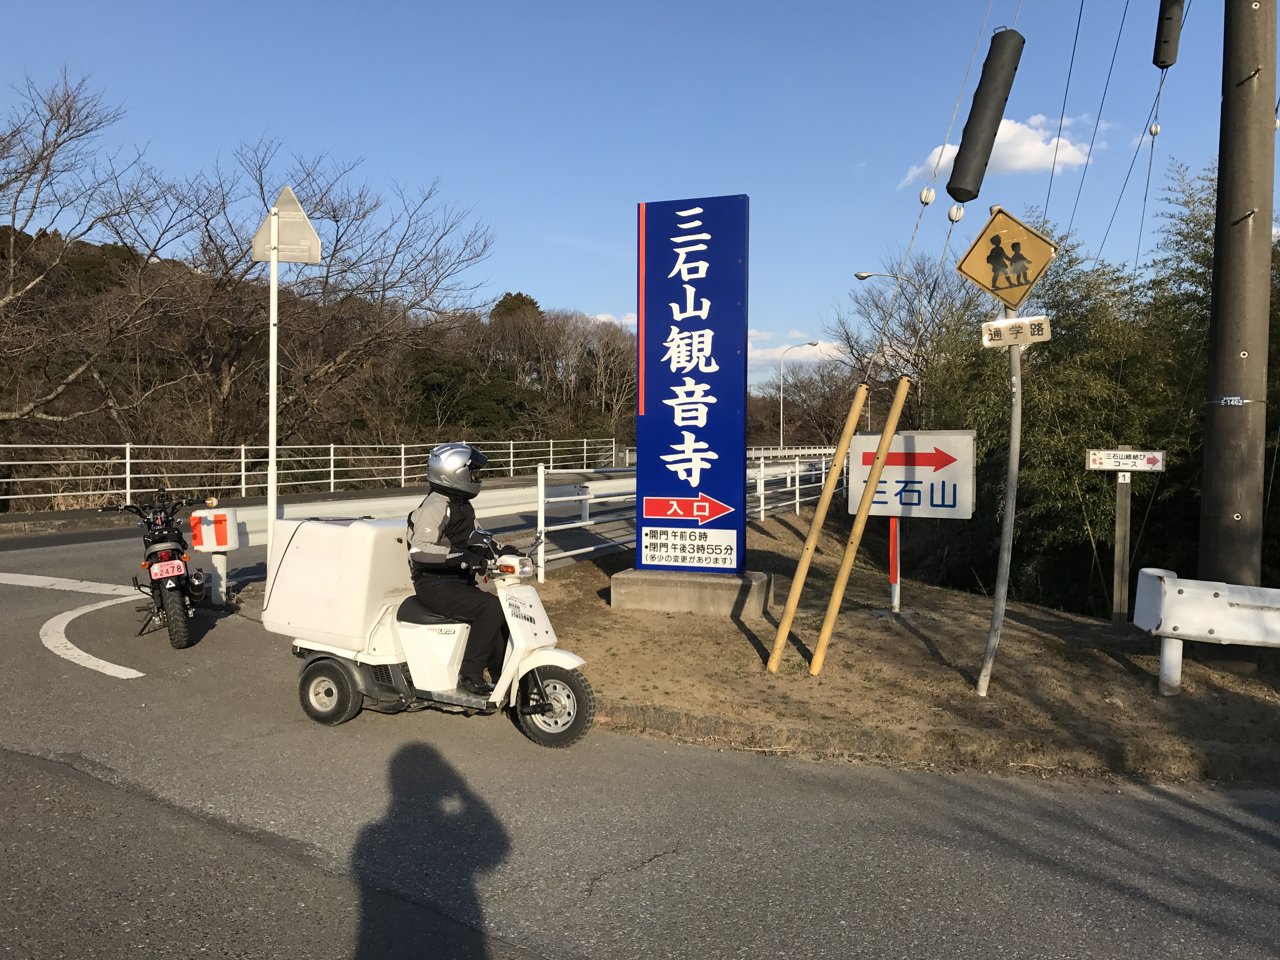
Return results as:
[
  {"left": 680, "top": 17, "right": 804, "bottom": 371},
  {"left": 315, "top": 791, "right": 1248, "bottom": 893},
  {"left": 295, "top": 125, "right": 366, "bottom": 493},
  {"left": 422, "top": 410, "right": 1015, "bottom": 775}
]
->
[
  {"left": 0, "top": 572, "right": 136, "bottom": 596},
  {"left": 0, "top": 572, "right": 146, "bottom": 680}
]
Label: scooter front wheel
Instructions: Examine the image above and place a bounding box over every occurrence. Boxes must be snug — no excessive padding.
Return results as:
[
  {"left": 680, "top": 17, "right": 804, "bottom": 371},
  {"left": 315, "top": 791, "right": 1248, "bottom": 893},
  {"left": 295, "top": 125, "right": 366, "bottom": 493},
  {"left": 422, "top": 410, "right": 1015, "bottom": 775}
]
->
[
  {"left": 515, "top": 665, "right": 595, "bottom": 748},
  {"left": 299, "top": 659, "right": 363, "bottom": 725}
]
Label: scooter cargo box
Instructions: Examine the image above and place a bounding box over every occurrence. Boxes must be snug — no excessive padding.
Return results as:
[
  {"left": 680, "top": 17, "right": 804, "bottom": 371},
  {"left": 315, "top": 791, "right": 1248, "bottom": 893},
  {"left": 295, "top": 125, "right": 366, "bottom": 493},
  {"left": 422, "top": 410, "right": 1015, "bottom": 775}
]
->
[{"left": 262, "top": 518, "right": 411, "bottom": 650}]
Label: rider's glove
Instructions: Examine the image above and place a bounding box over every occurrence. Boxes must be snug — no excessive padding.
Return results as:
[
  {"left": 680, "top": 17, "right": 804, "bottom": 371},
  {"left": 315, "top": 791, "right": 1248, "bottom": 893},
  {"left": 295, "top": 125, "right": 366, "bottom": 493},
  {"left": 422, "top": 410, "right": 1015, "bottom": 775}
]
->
[{"left": 447, "top": 549, "right": 487, "bottom": 572}]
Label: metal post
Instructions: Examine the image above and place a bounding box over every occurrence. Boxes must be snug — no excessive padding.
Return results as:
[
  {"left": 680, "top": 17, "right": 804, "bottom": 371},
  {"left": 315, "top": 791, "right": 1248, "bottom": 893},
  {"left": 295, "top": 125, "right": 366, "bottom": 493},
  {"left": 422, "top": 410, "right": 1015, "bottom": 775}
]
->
[
  {"left": 211, "top": 552, "right": 229, "bottom": 606},
  {"left": 549, "top": 439, "right": 555, "bottom": 470},
  {"left": 794, "top": 458, "right": 801, "bottom": 514},
  {"left": 612, "top": 438, "right": 617, "bottom": 467},
  {"left": 124, "top": 443, "right": 132, "bottom": 504},
  {"left": 1199, "top": 0, "right": 1275, "bottom": 585},
  {"left": 889, "top": 516, "right": 901, "bottom": 613},
  {"left": 583, "top": 437, "right": 588, "bottom": 468},
  {"left": 977, "top": 324, "right": 1023, "bottom": 697},
  {"left": 266, "top": 206, "right": 279, "bottom": 564},
  {"left": 536, "top": 463, "right": 547, "bottom": 584},
  {"left": 400, "top": 444, "right": 407, "bottom": 487},
  {"left": 329, "top": 444, "right": 336, "bottom": 493},
  {"left": 757, "top": 458, "right": 766, "bottom": 520},
  {"left": 240, "top": 445, "right": 247, "bottom": 499},
  {"left": 509, "top": 440, "right": 515, "bottom": 477}
]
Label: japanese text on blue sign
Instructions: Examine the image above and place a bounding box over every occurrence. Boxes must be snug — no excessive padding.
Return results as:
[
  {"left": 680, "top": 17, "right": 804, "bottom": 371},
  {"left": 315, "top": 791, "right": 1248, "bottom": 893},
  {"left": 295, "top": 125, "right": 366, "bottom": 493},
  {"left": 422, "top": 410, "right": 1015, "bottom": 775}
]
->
[{"left": 636, "top": 195, "right": 748, "bottom": 573}]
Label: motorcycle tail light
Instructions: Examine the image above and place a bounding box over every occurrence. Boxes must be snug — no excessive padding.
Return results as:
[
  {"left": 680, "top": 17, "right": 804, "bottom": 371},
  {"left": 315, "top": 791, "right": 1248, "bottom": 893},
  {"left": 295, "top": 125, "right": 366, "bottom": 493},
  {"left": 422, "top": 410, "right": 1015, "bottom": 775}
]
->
[{"left": 156, "top": 549, "right": 175, "bottom": 561}]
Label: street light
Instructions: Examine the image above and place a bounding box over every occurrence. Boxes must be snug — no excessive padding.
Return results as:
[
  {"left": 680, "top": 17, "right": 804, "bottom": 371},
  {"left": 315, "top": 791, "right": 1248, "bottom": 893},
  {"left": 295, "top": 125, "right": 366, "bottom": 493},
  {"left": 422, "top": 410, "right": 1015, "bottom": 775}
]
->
[{"left": 779, "top": 341, "right": 819, "bottom": 448}]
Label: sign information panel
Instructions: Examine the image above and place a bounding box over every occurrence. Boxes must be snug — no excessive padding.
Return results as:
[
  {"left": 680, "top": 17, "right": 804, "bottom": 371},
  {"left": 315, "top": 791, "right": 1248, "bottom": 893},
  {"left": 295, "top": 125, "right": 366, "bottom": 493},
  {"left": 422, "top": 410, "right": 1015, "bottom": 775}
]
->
[
  {"left": 956, "top": 208, "right": 1058, "bottom": 310},
  {"left": 636, "top": 195, "right": 748, "bottom": 573},
  {"left": 981, "top": 314, "right": 1052, "bottom": 348},
  {"left": 847, "top": 430, "right": 976, "bottom": 520},
  {"left": 1087, "top": 449, "right": 1166, "bottom": 472}
]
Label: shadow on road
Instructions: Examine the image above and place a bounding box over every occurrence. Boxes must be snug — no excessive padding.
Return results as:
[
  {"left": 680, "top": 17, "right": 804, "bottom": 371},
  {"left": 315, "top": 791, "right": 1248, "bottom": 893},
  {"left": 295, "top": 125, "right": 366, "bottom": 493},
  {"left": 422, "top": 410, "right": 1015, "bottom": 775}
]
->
[{"left": 351, "top": 742, "right": 511, "bottom": 959}]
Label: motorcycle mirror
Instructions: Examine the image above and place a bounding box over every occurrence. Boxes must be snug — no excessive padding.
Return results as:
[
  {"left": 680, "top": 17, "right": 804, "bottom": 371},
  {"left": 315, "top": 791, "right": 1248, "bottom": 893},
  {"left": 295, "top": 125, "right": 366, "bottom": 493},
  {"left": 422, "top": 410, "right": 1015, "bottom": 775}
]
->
[{"left": 205, "top": 497, "right": 219, "bottom": 508}]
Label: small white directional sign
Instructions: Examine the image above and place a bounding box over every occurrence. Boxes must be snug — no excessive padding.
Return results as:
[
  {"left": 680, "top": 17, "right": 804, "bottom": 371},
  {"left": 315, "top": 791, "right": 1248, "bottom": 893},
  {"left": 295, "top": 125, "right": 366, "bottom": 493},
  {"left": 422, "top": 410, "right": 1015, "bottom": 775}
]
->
[
  {"left": 982, "top": 314, "right": 1051, "bottom": 348},
  {"left": 251, "top": 186, "right": 322, "bottom": 264},
  {"left": 1087, "top": 449, "right": 1166, "bottom": 472}
]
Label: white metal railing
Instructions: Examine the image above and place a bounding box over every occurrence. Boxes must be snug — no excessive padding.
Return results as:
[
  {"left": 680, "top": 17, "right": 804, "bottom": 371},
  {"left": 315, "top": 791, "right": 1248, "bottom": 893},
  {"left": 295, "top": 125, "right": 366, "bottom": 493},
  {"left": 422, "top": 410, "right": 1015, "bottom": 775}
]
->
[
  {"left": 532, "top": 457, "right": 844, "bottom": 580},
  {"left": 622, "top": 445, "right": 836, "bottom": 467},
  {"left": 0, "top": 438, "right": 618, "bottom": 512}
]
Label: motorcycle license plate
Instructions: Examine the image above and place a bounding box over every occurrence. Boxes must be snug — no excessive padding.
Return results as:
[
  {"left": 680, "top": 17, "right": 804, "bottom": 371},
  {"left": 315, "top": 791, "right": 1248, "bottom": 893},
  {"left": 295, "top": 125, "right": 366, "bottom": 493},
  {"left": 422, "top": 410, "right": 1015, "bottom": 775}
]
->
[{"left": 149, "top": 560, "right": 186, "bottom": 580}]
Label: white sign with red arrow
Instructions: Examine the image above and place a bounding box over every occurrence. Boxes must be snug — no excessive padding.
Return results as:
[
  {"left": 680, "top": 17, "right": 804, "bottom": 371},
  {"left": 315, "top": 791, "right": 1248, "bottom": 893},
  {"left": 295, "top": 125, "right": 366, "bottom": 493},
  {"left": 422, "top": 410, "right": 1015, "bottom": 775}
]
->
[
  {"left": 847, "top": 430, "right": 976, "bottom": 520},
  {"left": 1086, "top": 449, "right": 1166, "bottom": 472},
  {"left": 642, "top": 493, "right": 735, "bottom": 525}
]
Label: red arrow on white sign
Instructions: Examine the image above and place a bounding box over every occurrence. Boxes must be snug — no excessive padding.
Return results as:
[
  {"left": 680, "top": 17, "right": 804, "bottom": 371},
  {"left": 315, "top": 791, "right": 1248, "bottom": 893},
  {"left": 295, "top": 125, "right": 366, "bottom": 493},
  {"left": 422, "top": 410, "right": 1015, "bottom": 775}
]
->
[
  {"left": 861, "top": 447, "right": 957, "bottom": 472},
  {"left": 642, "top": 493, "right": 735, "bottom": 525}
]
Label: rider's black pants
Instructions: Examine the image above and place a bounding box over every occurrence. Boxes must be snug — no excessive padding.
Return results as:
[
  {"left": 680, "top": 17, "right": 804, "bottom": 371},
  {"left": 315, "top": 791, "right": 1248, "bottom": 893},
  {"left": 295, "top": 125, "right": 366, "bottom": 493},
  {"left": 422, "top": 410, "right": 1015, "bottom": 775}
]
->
[{"left": 412, "top": 574, "right": 506, "bottom": 682}]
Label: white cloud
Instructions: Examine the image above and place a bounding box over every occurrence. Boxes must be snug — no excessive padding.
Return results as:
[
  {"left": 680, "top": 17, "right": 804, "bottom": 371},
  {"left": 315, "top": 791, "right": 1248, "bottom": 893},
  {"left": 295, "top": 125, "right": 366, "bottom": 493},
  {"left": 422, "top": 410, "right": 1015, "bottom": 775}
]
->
[
  {"left": 785, "top": 329, "right": 813, "bottom": 341},
  {"left": 593, "top": 312, "right": 636, "bottom": 328},
  {"left": 899, "top": 115, "right": 1093, "bottom": 188},
  {"left": 748, "top": 328, "right": 776, "bottom": 342},
  {"left": 747, "top": 340, "right": 841, "bottom": 373}
]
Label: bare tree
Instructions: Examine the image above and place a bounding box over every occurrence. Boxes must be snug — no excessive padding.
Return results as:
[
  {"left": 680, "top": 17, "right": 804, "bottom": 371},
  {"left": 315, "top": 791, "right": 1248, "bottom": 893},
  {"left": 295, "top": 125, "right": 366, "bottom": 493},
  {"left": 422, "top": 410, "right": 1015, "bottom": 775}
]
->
[{"left": 0, "top": 73, "right": 156, "bottom": 426}]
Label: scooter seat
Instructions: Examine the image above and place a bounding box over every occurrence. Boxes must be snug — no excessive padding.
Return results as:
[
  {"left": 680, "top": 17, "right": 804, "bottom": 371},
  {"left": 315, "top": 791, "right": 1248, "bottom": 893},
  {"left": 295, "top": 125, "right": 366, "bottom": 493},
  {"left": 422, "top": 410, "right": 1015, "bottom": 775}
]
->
[{"left": 395, "top": 596, "right": 469, "bottom": 626}]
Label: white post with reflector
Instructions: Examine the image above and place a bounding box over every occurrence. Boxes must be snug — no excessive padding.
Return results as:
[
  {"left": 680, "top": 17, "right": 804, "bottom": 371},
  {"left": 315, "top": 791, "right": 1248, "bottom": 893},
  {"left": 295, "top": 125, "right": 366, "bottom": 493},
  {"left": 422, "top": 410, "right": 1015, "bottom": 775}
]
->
[{"left": 190, "top": 507, "right": 241, "bottom": 606}]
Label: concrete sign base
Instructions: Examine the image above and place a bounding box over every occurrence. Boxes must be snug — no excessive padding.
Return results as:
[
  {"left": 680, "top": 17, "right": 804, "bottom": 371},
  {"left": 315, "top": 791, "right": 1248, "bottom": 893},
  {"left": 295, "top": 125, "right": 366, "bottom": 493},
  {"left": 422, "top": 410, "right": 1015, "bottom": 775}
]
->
[{"left": 610, "top": 568, "right": 772, "bottom": 618}]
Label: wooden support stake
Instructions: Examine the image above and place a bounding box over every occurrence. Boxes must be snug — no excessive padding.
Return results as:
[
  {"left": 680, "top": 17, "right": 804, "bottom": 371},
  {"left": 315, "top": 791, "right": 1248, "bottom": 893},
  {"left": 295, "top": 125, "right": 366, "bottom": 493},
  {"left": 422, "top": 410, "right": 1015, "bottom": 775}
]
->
[
  {"left": 810, "top": 376, "right": 910, "bottom": 676},
  {"left": 766, "top": 383, "right": 868, "bottom": 673}
]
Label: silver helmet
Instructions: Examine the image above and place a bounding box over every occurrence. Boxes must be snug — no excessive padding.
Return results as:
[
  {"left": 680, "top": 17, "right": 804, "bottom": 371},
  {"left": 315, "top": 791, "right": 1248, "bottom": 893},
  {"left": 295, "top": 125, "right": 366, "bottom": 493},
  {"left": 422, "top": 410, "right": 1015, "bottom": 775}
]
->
[{"left": 426, "top": 442, "right": 488, "bottom": 498}]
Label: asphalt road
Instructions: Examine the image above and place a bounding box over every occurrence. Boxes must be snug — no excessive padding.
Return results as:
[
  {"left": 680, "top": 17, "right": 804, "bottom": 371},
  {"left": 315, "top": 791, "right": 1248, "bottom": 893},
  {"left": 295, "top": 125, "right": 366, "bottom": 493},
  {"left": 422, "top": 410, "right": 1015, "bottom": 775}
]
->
[{"left": 1, "top": 532, "right": 1278, "bottom": 959}]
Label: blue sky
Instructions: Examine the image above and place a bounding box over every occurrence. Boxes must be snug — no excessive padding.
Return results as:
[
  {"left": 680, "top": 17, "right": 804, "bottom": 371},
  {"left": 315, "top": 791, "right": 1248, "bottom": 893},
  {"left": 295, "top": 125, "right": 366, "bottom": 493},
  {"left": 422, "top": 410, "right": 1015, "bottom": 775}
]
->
[{"left": 7, "top": 1, "right": 1262, "bottom": 381}]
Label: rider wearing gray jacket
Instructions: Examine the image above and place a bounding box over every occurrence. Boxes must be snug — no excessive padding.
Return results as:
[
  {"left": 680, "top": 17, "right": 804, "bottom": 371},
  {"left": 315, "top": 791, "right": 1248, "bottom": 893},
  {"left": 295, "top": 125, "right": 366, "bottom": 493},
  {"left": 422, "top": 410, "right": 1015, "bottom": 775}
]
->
[{"left": 407, "top": 443, "right": 504, "bottom": 696}]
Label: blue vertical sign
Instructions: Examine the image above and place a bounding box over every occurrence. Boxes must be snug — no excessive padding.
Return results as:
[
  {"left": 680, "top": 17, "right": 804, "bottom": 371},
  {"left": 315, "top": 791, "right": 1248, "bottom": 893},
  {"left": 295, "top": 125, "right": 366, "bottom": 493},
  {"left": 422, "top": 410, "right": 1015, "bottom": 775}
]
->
[{"left": 635, "top": 194, "right": 748, "bottom": 574}]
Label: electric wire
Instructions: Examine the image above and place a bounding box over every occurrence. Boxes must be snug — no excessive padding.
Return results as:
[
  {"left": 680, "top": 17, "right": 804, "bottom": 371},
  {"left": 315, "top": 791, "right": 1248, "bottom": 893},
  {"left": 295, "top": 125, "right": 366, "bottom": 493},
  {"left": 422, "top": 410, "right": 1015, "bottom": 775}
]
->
[
  {"left": 1092, "top": 71, "right": 1166, "bottom": 268},
  {"left": 1011, "top": 0, "right": 1024, "bottom": 30},
  {"left": 857, "top": 0, "right": 994, "bottom": 383},
  {"left": 1044, "top": 0, "right": 1086, "bottom": 220},
  {"left": 1067, "top": 0, "right": 1131, "bottom": 237}
]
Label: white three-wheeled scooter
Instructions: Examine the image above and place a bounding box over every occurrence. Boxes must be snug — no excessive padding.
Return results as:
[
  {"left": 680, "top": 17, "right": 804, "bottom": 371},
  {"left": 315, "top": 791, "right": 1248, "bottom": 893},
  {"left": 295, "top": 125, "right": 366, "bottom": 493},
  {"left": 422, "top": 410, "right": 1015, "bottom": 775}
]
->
[{"left": 261, "top": 517, "right": 594, "bottom": 747}]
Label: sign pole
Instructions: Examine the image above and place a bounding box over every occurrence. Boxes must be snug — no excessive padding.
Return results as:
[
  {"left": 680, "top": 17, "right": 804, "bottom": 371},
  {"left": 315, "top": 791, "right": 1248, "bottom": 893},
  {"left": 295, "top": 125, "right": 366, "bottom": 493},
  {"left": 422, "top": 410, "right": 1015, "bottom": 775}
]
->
[
  {"left": 1112, "top": 445, "right": 1133, "bottom": 627},
  {"left": 889, "top": 516, "right": 900, "bottom": 613},
  {"left": 976, "top": 308, "right": 1021, "bottom": 697},
  {"left": 267, "top": 207, "right": 279, "bottom": 566}
]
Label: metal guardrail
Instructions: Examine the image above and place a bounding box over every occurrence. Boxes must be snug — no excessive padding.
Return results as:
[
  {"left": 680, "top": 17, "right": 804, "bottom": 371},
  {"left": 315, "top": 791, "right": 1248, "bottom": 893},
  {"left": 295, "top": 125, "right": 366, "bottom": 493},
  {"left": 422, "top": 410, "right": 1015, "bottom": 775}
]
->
[
  {"left": 532, "top": 458, "right": 844, "bottom": 581},
  {"left": 0, "top": 438, "right": 618, "bottom": 512}
]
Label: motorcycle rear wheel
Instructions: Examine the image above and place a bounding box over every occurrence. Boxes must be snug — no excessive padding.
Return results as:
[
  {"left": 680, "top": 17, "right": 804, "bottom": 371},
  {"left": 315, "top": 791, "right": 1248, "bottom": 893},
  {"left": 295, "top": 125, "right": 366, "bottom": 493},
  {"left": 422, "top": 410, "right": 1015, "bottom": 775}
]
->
[
  {"left": 161, "top": 589, "right": 192, "bottom": 649},
  {"left": 516, "top": 665, "right": 595, "bottom": 748}
]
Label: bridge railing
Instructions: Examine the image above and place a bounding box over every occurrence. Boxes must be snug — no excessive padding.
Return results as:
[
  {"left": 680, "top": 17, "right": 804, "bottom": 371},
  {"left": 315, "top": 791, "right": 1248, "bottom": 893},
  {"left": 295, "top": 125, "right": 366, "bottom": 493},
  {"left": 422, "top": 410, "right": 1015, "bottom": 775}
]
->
[{"left": 0, "top": 438, "right": 619, "bottom": 512}]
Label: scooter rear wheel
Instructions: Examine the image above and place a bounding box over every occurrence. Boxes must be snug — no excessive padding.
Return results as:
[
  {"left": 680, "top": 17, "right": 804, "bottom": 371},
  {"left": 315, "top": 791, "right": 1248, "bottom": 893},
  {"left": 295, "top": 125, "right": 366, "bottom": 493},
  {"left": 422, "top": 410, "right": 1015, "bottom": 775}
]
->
[
  {"left": 299, "top": 659, "right": 363, "bottom": 725},
  {"left": 516, "top": 665, "right": 595, "bottom": 748}
]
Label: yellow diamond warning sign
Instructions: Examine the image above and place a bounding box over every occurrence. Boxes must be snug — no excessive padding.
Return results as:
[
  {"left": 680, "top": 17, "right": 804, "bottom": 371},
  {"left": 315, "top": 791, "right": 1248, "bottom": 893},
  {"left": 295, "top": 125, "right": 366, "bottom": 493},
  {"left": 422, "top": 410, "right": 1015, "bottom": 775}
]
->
[{"left": 956, "top": 208, "right": 1058, "bottom": 310}]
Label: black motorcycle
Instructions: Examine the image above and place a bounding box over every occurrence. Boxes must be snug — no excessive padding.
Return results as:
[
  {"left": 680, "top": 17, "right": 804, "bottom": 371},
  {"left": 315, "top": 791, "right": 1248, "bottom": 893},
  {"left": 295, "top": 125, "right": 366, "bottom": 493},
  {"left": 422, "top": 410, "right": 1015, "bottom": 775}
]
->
[{"left": 101, "top": 487, "right": 212, "bottom": 649}]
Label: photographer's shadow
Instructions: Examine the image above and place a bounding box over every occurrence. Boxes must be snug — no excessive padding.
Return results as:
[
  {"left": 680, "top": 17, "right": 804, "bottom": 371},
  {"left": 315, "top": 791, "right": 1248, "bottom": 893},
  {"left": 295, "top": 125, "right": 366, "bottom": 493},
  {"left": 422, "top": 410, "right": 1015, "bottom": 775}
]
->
[{"left": 352, "top": 743, "right": 511, "bottom": 959}]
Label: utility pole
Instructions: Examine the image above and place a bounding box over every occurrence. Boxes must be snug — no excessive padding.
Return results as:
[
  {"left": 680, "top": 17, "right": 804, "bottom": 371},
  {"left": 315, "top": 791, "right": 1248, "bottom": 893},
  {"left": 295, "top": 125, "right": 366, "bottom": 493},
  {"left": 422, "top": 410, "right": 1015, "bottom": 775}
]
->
[{"left": 1199, "top": 0, "right": 1276, "bottom": 586}]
